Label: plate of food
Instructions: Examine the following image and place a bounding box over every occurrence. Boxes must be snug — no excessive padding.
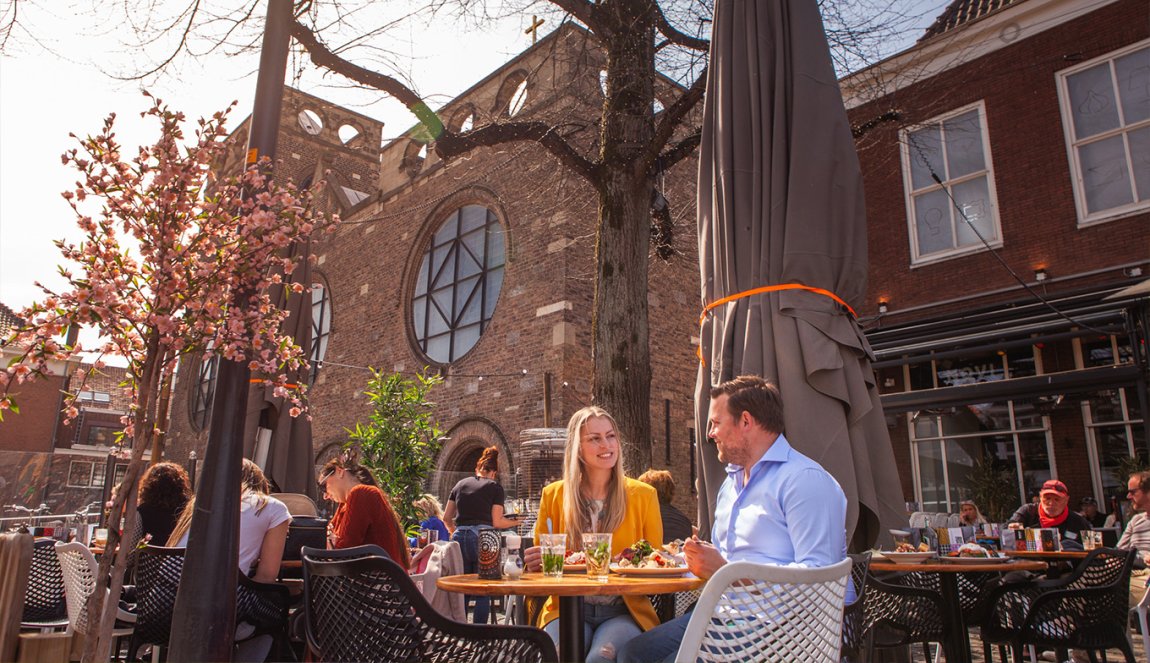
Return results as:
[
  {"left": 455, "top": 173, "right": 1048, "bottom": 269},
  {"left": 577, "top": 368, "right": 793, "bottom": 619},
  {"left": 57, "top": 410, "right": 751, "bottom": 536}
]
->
[
  {"left": 881, "top": 551, "right": 936, "bottom": 564},
  {"left": 611, "top": 539, "right": 688, "bottom": 576},
  {"left": 563, "top": 551, "right": 587, "bottom": 572},
  {"left": 943, "top": 543, "right": 1005, "bottom": 564}
]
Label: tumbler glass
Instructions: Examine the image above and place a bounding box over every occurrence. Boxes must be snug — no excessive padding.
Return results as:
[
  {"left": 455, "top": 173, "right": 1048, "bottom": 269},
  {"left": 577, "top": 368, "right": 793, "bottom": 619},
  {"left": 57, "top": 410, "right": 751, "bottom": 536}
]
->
[
  {"left": 539, "top": 533, "right": 567, "bottom": 578},
  {"left": 582, "top": 533, "right": 612, "bottom": 582}
]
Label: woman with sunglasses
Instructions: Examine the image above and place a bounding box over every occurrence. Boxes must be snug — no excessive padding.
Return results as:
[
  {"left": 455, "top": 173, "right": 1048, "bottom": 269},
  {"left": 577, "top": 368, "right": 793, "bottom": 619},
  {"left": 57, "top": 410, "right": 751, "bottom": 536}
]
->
[{"left": 318, "top": 458, "right": 411, "bottom": 567}]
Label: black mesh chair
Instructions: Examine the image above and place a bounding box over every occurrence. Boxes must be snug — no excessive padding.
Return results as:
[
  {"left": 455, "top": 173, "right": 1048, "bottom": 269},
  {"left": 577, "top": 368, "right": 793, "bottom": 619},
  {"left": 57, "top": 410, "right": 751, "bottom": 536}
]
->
[
  {"left": 841, "top": 552, "right": 871, "bottom": 662},
  {"left": 302, "top": 551, "right": 557, "bottom": 662},
  {"left": 863, "top": 569, "right": 947, "bottom": 662},
  {"left": 128, "top": 545, "right": 294, "bottom": 662},
  {"left": 980, "top": 547, "right": 1137, "bottom": 663},
  {"left": 20, "top": 538, "right": 69, "bottom": 631},
  {"left": 300, "top": 543, "right": 389, "bottom": 562}
]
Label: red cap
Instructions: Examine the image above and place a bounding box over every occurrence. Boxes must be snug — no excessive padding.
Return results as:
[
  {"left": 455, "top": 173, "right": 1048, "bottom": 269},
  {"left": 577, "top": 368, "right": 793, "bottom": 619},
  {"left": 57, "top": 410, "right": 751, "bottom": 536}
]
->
[{"left": 1040, "top": 479, "right": 1068, "bottom": 497}]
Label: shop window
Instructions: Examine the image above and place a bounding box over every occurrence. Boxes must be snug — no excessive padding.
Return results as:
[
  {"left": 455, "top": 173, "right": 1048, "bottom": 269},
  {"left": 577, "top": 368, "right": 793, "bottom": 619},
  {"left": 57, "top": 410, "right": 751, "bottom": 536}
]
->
[
  {"left": 67, "top": 461, "right": 96, "bottom": 488},
  {"left": 85, "top": 426, "right": 119, "bottom": 446},
  {"left": 411, "top": 205, "right": 506, "bottom": 364},
  {"left": 900, "top": 102, "right": 1002, "bottom": 263},
  {"left": 1057, "top": 41, "right": 1150, "bottom": 224}
]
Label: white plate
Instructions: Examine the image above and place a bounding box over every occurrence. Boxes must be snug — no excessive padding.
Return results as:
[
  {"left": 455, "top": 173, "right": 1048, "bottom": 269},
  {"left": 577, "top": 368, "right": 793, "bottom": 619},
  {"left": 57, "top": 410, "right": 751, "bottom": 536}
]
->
[
  {"left": 610, "top": 565, "right": 689, "bottom": 577},
  {"left": 880, "top": 551, "right": 936, "bottom": 564}
]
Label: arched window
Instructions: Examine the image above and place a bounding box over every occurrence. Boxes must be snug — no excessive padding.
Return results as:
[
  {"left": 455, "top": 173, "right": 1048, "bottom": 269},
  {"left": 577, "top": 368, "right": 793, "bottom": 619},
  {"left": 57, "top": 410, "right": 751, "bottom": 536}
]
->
[
  {"left": 412, "top": 205, "right": 506, "bottom": 364},
  {"left": 189, "top": 349, "right": 218, "bottom": 430},
  {"left": 310, "top": 281, "right": 332, "bottom": 382}
]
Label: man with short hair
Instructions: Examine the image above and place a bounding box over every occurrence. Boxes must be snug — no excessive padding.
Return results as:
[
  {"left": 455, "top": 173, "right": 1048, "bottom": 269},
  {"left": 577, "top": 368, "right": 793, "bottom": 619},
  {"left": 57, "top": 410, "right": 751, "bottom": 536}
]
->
[
  {"left": 1077, "top": 496, "right": 1106, "bottom": 528},
  {"left": 617, "top": 376, "right": 847, "bottom": 663},
  {"left": 1007, "top": 479, "right": 1092, "bottom": 544},
  {"left": 1119, "top": 472, "right": 1150, "bottom": 608}
]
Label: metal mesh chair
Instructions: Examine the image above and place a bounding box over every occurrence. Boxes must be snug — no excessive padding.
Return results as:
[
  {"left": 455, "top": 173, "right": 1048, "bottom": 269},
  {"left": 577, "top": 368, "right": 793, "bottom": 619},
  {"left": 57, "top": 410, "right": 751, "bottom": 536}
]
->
[
  {"left": 20, "top": 538, "right": 69, "bottom": 631},
  {"left": 676, "top": 558, "right": 852, "bottom": 662},
  {"left": 54, "top": 542, "right": 136, "bottom": 640},
  {"left": 302, "top": 551, "right": 558, "bottom": 662},
  {"left": 980, "top": 547, "right": 1137, "bottom": 663},
  {"left": 841, "top": 552, "right": 871, "bottom": 662},
  {"left": 863, "top": 568, "right": 946, "bottom": 662},
  {"left": 127, "top": 545, "right": 184, "bottom": 661}
]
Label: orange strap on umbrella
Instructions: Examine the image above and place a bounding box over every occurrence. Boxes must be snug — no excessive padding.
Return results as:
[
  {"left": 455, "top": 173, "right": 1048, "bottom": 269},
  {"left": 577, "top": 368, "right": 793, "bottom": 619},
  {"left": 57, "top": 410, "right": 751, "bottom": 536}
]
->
[{"left": 696, "top": 283, "right": 856, "bottom": 364}]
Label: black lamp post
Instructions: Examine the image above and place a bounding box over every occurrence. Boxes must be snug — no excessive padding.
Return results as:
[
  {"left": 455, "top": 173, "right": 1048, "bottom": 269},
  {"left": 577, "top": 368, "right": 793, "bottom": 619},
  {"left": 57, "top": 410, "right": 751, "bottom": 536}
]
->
[{"left": 168, "top": 1, "right": 292, "bottom": 659}]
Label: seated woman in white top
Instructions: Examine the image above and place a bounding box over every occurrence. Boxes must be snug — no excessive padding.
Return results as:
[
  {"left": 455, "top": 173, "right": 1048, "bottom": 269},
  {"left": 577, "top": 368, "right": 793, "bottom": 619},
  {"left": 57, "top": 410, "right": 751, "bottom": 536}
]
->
[{"left": 168, "top": 459, "right": 292, "bottom": 582}]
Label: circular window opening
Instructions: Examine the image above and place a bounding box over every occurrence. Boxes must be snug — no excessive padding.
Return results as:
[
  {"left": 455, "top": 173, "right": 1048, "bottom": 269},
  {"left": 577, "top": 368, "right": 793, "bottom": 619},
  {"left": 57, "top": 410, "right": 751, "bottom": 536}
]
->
[
  {"left": 412, "top": 205, "right": 506, "bottom": 364},
  {"left": 298, "top": 109, "right": 324, "bottom": 135},
  {"left": 338, "top": 124, "right": 360, "bottom": 145}
]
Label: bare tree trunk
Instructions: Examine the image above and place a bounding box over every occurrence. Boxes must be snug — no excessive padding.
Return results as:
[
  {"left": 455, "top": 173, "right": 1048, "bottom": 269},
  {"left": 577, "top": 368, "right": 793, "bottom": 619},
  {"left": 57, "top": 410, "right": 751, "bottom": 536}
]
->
[{"left": 591, "top": 3, "right": 657, "bottom": 474}]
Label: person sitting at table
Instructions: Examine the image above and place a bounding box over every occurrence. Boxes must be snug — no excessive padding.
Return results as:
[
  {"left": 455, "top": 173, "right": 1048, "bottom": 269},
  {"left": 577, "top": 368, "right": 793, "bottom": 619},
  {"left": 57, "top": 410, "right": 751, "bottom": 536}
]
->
[
  {"left": 413, "top": 493, "right": 451, "bottom": 543},
  {"left": 1105, "top": 493, "right": 1128, "bottom": 529},
  {"left": 1077, "top": 496, "right": 1107, "bottom": 528},
  {"left": 958, "top": 499, "right": 987, "bottom": 527},
  {"left": 443, "top": 445, "right": 519, "bottom": 625},
  {"left": 318, "top": 458, "right": 411, "bottom": 568},
  {"left": 636, "top": 469, "right": 694, "bottom": 544},
  {"left": 1119, "top": 472, "right": 1150, "bottom": 608},
  {"left": 523, "top": 406, "right": 663, "bottom": 663},
  {"left": 137, "top": 461, "right": 192, "bottom": 548},
  {"left": 617, "top": 376, "right": 848, "bottom": 663},
  {"left": 1007, "top": 479, "right": 1092, "bottom": 545}
]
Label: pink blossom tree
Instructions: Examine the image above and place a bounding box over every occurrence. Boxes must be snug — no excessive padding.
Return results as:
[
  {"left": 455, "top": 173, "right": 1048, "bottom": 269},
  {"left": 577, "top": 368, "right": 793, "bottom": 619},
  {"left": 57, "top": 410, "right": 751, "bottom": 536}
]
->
[{"left": 0, "top": 93, "right": 335, "bottom": 662}]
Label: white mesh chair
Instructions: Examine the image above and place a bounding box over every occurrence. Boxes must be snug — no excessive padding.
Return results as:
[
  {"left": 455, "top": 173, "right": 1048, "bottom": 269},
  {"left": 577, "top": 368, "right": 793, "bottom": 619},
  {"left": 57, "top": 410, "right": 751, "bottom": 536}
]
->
[
  {"left": 1133, "top": 581, "right": 1150, "bottom": 663},
  {"left": 675, "top": 558, "right": 851, "bottom": 663},
  {"left": 54, "top": 542, "right": 136, "bottom": 638}
]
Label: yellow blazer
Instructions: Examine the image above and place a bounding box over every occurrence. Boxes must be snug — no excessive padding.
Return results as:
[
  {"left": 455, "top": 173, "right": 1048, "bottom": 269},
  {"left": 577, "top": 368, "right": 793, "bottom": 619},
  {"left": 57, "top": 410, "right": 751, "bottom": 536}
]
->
[{"left": 533, "top": 477, "right": 664, "bottom": 631}]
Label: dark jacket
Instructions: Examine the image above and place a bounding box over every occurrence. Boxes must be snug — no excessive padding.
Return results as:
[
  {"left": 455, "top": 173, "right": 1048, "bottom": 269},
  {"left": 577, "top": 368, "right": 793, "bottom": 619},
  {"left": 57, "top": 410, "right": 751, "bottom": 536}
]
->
[{"left": 1008, "top": 503, "right": 1093, "bottom": 543}]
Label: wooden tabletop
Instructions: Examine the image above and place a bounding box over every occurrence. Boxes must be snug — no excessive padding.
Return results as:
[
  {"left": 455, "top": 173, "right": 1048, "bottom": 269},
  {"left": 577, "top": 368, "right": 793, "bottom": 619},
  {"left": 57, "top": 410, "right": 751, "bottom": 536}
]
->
[
  {"left": 872, "top": 559, "right": 1047, "bottom": 573},
  {"left": 1004, "top": 550, "right": 1089, "bottom": 559},
  {"left": 437, "top": 572, "right": 704, "bottom": 598}
]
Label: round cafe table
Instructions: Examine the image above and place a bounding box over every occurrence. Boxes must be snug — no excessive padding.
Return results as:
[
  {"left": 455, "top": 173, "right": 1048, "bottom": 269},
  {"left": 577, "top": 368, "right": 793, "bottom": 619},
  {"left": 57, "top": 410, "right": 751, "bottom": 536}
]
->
[
  {"left": 871, "top": 557, "right": 1046, "bottom": 663},
  {"left": 438, "top": 571, "right": 703, "bottom": 662}
]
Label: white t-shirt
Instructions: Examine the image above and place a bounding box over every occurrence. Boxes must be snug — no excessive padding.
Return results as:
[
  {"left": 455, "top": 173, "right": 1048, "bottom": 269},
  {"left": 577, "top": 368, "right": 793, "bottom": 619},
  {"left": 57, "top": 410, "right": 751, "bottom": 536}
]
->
[{"left": 176, "top": 492, "right": 291, "bottom": 575}]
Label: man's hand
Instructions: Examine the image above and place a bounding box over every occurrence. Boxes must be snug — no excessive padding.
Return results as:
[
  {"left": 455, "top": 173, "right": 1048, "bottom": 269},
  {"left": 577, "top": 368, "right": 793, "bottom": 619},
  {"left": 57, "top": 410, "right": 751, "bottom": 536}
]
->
[
  {"left": 524, "top": 545, "right": 542, "bottom": 572},
  {"left": 1007, "top": 522, "right": 1024, "bottom": 530},
  {"left": 684, "top": 536, "right": 726, "bottom": 580}
]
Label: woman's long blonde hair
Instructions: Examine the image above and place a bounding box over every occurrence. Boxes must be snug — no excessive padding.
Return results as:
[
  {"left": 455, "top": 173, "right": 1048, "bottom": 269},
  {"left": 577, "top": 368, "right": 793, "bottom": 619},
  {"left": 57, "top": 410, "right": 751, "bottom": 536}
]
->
[
  {"left": 561, "top": 406, "right": 627, "bottom": 546},
  {"left": 166, "top": 459, "right": 270, "bottom": 546}
]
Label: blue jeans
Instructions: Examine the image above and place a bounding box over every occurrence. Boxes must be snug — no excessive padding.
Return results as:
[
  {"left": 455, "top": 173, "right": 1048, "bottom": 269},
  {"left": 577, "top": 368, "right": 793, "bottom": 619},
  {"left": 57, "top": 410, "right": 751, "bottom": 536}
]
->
[
  {"left": 616, "top": 611, "right": 692, "bottom": 663},
  {"left": 452, "top": 526, "right": 490, "bottom": 623},
  {"left": 543, "top": 601, "right": 641, "bottom": 663}
]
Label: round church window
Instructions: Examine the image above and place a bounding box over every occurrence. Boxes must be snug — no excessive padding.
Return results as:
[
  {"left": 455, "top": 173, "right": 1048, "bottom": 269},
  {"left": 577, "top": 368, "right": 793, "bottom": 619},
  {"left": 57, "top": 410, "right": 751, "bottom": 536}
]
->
[{"left": 411, "top": 205, "right": 506, "bottom": 364}]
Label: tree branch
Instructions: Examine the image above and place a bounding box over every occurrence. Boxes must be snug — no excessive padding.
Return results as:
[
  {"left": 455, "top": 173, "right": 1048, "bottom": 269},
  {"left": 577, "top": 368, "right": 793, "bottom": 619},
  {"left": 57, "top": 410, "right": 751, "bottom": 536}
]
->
[
  {"left": 655, "top": 130, "right": 702, "bottom": 175},
  {"left": 643, "top": 64, "right": 707, "bottom": 172},
  {"left": 547, "top": 0, "right": 609, "bottom": 39},
  {"left": 653, "top": 2, "right": 709, "bottom": 51},
  {"left": 435, "top": 122, "right": 597, "bottom": 184},
  {"left": 289, "top": 17, "right": 444, "bottom": 138}
]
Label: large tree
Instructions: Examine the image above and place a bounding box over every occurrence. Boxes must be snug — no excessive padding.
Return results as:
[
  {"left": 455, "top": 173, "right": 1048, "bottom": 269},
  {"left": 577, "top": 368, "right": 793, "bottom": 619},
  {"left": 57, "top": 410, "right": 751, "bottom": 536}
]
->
[{"left": 1, "top": 0, "right": 933, "bottom": 473}]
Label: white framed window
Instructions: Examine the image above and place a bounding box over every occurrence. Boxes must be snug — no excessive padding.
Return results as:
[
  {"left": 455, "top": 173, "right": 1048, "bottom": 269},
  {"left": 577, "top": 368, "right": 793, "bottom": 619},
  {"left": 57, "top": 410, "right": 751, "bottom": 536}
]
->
[
  {"left": 900, "top": 102, "right": 1002, "bottom": 264},
  {"left": 309, "top": 279, "right": 332, "bottom": 383},
  {"left": 1058, "top": 40, "right": 1150, "bottom": 225}
]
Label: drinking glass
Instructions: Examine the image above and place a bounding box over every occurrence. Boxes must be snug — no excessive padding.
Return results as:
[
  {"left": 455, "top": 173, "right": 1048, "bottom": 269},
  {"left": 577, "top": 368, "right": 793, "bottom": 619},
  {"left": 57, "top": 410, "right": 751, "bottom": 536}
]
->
[
  {"left": 539, "top": 533, "right": 567, "bottom": 578},
  {"left": 583, "top": 533, "right": 612, "bottom": 582},
  {"left": 93, "top": 528, "right": 109, "bottom": 549},
  {"left": 417, "top": 529, "right": 430, "bottom": 548}
]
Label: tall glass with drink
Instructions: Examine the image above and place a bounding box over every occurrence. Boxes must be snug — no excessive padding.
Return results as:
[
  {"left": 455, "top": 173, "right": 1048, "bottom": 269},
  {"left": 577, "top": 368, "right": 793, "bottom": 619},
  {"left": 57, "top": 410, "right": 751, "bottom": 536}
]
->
[
  {"left": 539, "top": 533, "right": 567, "bottom": 578},
  {"left": 583, "top": 533, "right": 612, "bottom": 582}
]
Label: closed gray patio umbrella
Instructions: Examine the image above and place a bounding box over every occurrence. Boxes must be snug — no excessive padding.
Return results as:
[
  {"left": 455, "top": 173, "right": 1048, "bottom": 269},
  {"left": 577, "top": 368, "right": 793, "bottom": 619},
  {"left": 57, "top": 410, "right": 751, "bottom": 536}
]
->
[{"left": 694, "top": 0, "right": 906, "bottom": 549}]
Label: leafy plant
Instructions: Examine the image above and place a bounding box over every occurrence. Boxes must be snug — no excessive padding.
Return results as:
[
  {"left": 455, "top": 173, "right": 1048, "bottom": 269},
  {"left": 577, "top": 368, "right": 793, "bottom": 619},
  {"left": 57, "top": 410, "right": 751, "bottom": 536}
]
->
[
  {"left": 346, "top": 369, "right": 444, "bottom": 526},
  {"left": 966, "top": 458, "right": 1017, "bottom": 523},
  {"left": 1112, "top": 455, "right": 1150, "bottom": 487}
]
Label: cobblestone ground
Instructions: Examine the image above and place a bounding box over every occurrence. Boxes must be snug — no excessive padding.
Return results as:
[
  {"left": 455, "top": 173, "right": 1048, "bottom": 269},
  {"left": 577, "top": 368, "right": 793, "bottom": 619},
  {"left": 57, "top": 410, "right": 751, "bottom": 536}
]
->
[{"left": 892, "top": 627, "right": 1147, "bottom": 662}]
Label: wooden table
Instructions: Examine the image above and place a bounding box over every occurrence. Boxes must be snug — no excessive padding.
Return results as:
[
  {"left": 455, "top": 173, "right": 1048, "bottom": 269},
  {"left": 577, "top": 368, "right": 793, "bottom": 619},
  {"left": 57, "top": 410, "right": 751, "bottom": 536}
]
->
[
  {"left": 871, "top": 558, "right": 1046, "bottom": 663},
  {"left": 437, "top": 572, "right": 704, "bottom": 662},
  {"left": 1003, "top": 550, "right": 1089, "bottom": 560}
]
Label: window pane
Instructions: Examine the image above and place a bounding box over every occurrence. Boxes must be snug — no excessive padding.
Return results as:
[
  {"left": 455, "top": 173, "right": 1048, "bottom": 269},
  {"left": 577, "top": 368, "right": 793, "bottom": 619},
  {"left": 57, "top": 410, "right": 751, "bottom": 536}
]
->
[
  {"left": 1115, "top": 47, "right": 1150, "bottom": 125},
  {"left": 909, "top": 363, "right": 935, "bottom": 390},
  {"left": 943, "top": 110, "right": 986, "bottom": 179},
  {"left": 459, "top": 205, "right": 488, "bottom": 233},
  {"left": 484, "top": 268, "right": 504, "bottom": 318},
  {"left": 913, "top": 413, "right": 939, "bottom": 439},
  {"left": 430, "top": 245, "right": 453, "bottom": 286},
  {"left": 414, "top": 258, "right": 429, "bottom": 296},
  {"left": 454, "top": 276, "right": 481, "bottom": 325},
  {"left": 952, "top": 176, "right": 995, "bottom": 247},
  {"left": 1095, "top": 424, "right": 1135, "bottom": 493},
  {"left": 1128, "top": 125, "right": 1150, "bottom": 201},
  {"left": 1067, "top": 62, "right": 1120, "bottom": 139},
  {"left": 944, "top": 437, "right": 984, "bottom": 507},
  {"left": 908, "top": 125, "right": 944, "bottom": 190},
  {"left": 69, "top": 462, "right": 92, "bottom": 487},
  {"left": 487, "top": 225, "right": 506, "bottom": 268},
  {"left": 426, "top": 334, "right": 451, "bottom": 363},
  {"left": 433, "top": 211, "right": 459, "bottom": 246},
  {"left": 914, "top": 188, "right": 953, "bottom": 255},
  {"left": 1079, "top": 135, "right": 1134, "bottom": 214},
  {"left": 453, "top": 324, "right": 481, "bottom": 360},
  {"left": 915, "top": 441, "right": 947, "bottom": 512},
  {"left": 1007, "top": 345, "right": 1038, "bottom": 379},
  {"left": 1090, "top": 389, "right": 1126, "bottom": 423},
  {"left": 1082, "top": 337, "right": 1116, "bottom": 367},
  {"left": 427, "top": 297, "right": 450, "bottom": 335},
  {"left": 1018, "top": 432, "right": 1052, "bottom": 502}
]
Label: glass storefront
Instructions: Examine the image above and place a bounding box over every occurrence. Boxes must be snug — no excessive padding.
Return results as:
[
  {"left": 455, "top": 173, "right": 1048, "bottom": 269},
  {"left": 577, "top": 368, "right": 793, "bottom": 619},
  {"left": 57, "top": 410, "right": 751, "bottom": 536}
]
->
[{"left": 1080, "top": 336, "right": 1147, "bottom": 502}]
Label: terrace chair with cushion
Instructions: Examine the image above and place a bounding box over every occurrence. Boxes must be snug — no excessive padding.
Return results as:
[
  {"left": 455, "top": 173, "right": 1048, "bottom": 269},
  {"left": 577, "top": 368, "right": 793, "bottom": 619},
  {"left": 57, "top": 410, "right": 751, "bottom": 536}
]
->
[
  {"left": 20, "top": 538, "right": 69, "bottom": 632},
  {"left": 676, "top": 558, "right": 851, "bottom": 662},
  {"left": 980, "top": 547, "right": 1136, "bottom": 663},
  {"left": 302, "top": 551, "right": 557, "bottom": 662}
]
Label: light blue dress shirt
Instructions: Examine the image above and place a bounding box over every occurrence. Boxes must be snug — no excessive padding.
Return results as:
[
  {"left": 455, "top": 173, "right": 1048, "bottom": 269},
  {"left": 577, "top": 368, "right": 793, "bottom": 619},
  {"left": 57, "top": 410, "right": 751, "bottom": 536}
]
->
[{"left": 712, "top": 433, "right": 847, "bottom": 568}]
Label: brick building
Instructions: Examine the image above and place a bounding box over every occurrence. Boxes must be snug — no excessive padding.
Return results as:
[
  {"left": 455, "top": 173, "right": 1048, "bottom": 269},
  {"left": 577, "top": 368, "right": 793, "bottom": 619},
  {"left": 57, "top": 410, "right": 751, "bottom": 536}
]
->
[
  {"left": 163, "top": 25, "right": 703, "bottom": 520},
  {"left": 843, "top": 0, "right": 1149, "bottom": 519}
]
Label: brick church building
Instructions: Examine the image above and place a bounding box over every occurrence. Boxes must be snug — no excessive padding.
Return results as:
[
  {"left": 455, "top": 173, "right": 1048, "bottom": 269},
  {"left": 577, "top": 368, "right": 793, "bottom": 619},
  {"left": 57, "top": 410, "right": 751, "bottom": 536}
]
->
[{"left": 163, "top": 25, "right": 703, "bottom": 517}]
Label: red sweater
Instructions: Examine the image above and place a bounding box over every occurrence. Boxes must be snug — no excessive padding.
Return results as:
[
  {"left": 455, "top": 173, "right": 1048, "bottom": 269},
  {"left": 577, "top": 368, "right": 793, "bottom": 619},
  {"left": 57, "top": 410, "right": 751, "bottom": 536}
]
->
[{"left": 329, "top": 484, "right": 410, "bottom": 566}]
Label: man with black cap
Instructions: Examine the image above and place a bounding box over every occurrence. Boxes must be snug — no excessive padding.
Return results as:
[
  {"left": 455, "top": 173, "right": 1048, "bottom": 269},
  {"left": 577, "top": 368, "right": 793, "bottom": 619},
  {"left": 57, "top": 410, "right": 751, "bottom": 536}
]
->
[
  {"left": 1008, "top": 479, "right": 1092, "bottom": 545},
  {"left": 1077, "top": 496, "right": 1107, "bottom": 528}
]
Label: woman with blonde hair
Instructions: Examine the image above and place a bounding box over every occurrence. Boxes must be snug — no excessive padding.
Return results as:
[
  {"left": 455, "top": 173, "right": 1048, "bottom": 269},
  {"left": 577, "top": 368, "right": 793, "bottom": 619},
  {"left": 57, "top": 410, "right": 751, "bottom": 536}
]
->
[
  {"left": 443, "top": 445, "right": 519, "bottom": 624},
  {"left": 413, "top": 493, "right": 450, "bottom": 543},
  {"left": 525, "top": 406, "right": 662, "bottom": 663},
  {"left": 169, "top": 459, "right": 291, "bottom": 583}
]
